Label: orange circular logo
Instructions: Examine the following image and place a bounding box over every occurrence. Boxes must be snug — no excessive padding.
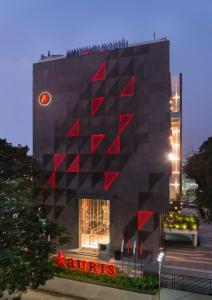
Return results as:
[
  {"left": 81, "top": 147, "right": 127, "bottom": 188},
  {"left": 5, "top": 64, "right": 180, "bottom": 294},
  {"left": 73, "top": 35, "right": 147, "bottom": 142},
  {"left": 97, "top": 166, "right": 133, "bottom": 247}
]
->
[{"left": 39, "top": 91, "right": 51, "bottom": 106}]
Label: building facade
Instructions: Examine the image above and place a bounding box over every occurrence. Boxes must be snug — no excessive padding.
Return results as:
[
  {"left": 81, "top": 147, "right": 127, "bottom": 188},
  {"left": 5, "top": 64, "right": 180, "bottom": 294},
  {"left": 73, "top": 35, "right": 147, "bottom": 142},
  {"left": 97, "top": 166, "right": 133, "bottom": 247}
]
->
[
  {"left": 33, "top": 39, "right": 171, "bottom": 267},
  {"left": 169, "top": 74, "right": 182, "bottom": 200}
]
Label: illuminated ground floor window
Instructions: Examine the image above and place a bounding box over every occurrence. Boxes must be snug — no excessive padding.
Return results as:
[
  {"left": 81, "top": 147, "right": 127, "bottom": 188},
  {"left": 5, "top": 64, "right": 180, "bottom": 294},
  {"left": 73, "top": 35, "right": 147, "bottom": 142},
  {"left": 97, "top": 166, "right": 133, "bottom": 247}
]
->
[{"left": 79, "top": 198, "right": 110, "bottom": 249}]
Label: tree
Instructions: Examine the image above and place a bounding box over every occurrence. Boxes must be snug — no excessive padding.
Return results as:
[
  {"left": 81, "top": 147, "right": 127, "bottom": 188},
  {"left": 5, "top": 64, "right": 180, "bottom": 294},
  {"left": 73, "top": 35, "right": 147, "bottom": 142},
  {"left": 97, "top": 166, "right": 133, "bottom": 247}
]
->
[
  {"left": 0, "top": 138, "right": 43, "bottom": 188},
  {"left": 0, "top": 139, "right": 70, "bottom": 297},
  {"left": 184, "top": 137, "right": 212, "bottom": 216}
]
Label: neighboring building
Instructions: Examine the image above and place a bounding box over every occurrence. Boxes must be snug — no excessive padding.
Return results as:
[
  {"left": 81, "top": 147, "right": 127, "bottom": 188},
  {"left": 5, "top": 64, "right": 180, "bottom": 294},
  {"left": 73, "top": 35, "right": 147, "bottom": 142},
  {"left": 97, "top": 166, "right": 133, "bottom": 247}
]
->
[
  {"left": 169, "top": 74, "right": 182, "bottom": 200},
  {"left": 33, "top": 39, "right": 170, "bottom": 269}
]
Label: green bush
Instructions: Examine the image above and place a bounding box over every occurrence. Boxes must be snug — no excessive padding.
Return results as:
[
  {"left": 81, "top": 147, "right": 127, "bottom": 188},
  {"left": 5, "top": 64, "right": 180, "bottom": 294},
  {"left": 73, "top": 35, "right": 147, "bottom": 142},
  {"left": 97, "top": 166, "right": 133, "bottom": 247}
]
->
[
  {"left": 164, "top": 211, "right": 199, "bottom": 230},
  {"left": 55, "top": 266, "right": 158, "bottom": 294}
]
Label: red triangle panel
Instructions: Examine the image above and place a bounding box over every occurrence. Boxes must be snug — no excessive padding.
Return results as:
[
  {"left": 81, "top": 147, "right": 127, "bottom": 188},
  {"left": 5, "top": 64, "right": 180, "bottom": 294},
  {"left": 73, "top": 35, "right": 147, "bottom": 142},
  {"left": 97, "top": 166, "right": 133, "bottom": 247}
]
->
[
  {"left": 106, "top": 135, "right": 120, "bottom": 154},
  {"left": 66, "top": 119, "right": 80, "bottom": 137},
  {"left": 120, "top": 76, "right": 135, "bottom": 96},
  {"left": 118, "top": 113, "right": 133, "bottom": 134},
  {"left": 66, "top": 154, "right": 80, "bottom": 172},
  {"left": 137, "top": 210, "right": 154, "bottom": 232},
  {"left": 54, "top": 153, "right": 66, "bottom": 171},
  {"left": 45, "top": 172, "right": 56, "bottom": 189},
  {"left": 92, "top": 61, "right": 106, "bottom": 81},
  {"left": 91, "top": 97, "right": 105, "bottom": 116},
  {"left": 91, "top": 134, "right": 105, "bottom": 153},
  {"left": 104, "top": 171, "right": 119, "bottom": 191}
]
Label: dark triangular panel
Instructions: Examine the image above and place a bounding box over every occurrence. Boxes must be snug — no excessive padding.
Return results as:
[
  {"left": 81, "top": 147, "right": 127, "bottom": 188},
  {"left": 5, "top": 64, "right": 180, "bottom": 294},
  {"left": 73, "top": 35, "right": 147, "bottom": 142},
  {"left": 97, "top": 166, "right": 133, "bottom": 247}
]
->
[
  {"left": 120, "top": 134, "right": 135, "bottom": 154},
  {"left": 119, "top": 57, "right": 133, "bottom": 76},
  {"left": 43, "top": 155, "right": 53, "bottom": 169},
  {"left": 80, "top": 154, "right": 91, "bottom": 171},
  {"left": 134, "top": 133, "right": 149, "bottom": 151},
  {"left": 79, "top": 99, "right": 90, "bottom": 117},
  {"left": 92, "top": 154, "right": 102, "bottom": 168},
  {"left": 43, "top": 205, "right": 54, "bottom": 217},
  {"left": 120, "top": 60, "right": 134, "bottom": 77},
  {"left": 92, "top": 81, "right": 105, "bottom": 98},
  {"left": 43, "top": 190, "right": 54, "bottom": 203},
  {"left": 56, "top": 172, "right": 66, "bottom": 189},
  {"left": 79, "top": 136, "right": 90, "bottom": 154},
  {"left": 149, "top": 173, "right": 163, "bottom": 191},
  {"left": 67, "top": 189, "right": 77, "bottom": 204},
  {"left": 66, "top": 172, "right": 78, "bottom": 187},
  {"left": 107, "top": 61, "right": 119, "bottom": 78},
  {"left": 33, "top": 188, "right": 43, "bottom": 199},
  {"left": 106, "top": 155, "right": 118, "bottom": 170},
  {"left": 105, "top": 96, "right": 118, "bottom": 116},
  {"left": 123, "top": 215, "right": 137, "bottom": 240},
  {"left": 92, "top": 154, "right": 105, "bottom": 171},
  {"left": 92, "top": 172, "right": 103, "bottom": 188},
  {"left": 55, "top": 189, "right": 66, "bottom": 204},
  {"left": 80, "top": 118, "right": 91, "bottom": 136},
  {"left": 80, "top": 83, "right": 92, "bottom": 99},
  {"left": 55, "top": 137, "right": 66, "bottom": 153},
  {"left": 69, "top": 102, "right": 79, "bottom": 118},
  {"left": 119, "top": 47, "right": 134, "bottom": 58},
  {"left": 153, "top": 213, "right": 159, "bottom": 230},
  {"left": 119, "top": 154, "right": 131, "bottom": 170},
  {"left": 66, "top": 137, "right": 79, "bottom": 154},
  {"left": 79, "top": 172, "right": 91, "bottom": 188},
  {"left": 106, "top": 79, "right": 119, "bottom": 97},
  {"left": 138, "top": 231, "right": 152, "bottom": 244},
  {"left": 119, "top": 96, "right": 135, "bottom": 114},
  {"left": 55, "top": 206, "right": 65, "bottom": 220},
  {"left": 134, "top": 45, "right": 149, "bottom": 56},
  {"left": 43, "top": 194, "right": 55, "bottom": 205},
  {"left": 139, "top": 192, "right": 151, "bottom": 209}
]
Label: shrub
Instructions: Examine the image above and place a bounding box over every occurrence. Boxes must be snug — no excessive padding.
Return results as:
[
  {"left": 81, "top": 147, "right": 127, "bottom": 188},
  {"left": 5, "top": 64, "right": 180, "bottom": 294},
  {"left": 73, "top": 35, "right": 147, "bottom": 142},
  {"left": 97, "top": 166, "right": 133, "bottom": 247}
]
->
[{"left": 55, "top": 266, "right": 158, "bottom": 294}]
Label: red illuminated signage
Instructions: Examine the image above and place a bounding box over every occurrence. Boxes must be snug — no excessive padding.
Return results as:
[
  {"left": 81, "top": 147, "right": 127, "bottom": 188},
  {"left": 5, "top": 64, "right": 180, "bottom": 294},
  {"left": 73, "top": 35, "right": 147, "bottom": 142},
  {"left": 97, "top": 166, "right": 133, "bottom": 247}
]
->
[
  {"left": 55, "top": 251, "right": 116, "bottom": 276},
  {"left": 39, "top": 91, "right": 52, "bottom": 106}
]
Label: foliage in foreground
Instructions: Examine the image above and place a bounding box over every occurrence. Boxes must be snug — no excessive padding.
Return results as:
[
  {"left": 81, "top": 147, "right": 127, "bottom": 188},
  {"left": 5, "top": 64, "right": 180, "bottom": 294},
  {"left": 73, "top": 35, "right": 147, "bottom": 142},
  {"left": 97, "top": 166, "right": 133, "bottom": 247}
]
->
[
  {"left": 0, "top": 139, "right": 71, "bottom": 297},
  {"left": 56, "top": 266, "right": 159, "bottom": 295},
  {"left": 0, "top": 179, "right": 70, "bottom": 297},
  {"left": 164, "top": 211, "right": 199, "bottom": 231},
  {"left": 184, "top": 137, "right": 212, "bottom": 216}
]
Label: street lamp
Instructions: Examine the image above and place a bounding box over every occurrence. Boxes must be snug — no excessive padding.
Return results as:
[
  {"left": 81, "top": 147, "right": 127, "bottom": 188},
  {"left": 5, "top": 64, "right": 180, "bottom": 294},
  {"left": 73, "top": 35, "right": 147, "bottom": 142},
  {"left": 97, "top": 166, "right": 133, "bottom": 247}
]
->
[{"left": 157, "top": 251, "right": 165, "bottom": 300}]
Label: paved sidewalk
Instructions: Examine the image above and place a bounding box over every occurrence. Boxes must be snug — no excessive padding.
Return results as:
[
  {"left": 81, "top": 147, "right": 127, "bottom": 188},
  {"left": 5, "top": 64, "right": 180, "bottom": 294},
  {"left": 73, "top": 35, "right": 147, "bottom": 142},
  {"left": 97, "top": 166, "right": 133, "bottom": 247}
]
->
[
  {"left": 161, "top": 288, "right": 212, "bottom": 300},
  {"left": 20, "top": 288, "right": 212, "bottom": 300},
  {"left": 163, "top": 208, "right": 212, "bottom": 278},
  {"left": 199, "top": 221, "right": 212, "bottom": 248},
  {"left": 21, "top": 290, "right": 75, "bottom": 299}
]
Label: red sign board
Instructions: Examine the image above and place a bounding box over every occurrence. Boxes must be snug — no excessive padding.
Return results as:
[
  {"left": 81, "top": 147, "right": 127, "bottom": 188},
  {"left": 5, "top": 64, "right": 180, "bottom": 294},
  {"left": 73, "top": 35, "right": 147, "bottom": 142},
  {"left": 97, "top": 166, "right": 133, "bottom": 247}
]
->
[{"left": 55, "top": 251, "right": 116, "bottom": 276}]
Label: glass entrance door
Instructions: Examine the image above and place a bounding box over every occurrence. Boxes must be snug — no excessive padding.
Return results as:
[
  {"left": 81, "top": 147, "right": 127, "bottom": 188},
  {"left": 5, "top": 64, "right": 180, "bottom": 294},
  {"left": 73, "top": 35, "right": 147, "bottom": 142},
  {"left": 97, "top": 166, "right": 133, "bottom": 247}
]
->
[{"left": 80, "top": 198, "right": 110, "bottom": 249}]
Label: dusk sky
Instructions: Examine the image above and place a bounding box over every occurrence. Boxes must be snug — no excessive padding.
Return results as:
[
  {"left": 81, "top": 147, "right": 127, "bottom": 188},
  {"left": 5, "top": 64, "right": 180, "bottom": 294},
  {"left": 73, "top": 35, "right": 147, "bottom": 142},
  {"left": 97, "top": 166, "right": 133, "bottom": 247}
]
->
[{"left": 0, "top": 0, "right": 212, "bottom": 156}]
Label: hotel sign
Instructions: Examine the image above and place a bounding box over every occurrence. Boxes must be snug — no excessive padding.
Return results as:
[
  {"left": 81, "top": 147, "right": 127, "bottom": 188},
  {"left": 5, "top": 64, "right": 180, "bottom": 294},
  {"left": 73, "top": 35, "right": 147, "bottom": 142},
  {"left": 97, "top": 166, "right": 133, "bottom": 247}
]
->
[
  {"left": 38, "top": 91, "right": 52, "bottom": 106},
  {"left": 55, "top": 251, "right": 116, "bottom": 276}
]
